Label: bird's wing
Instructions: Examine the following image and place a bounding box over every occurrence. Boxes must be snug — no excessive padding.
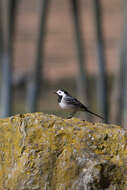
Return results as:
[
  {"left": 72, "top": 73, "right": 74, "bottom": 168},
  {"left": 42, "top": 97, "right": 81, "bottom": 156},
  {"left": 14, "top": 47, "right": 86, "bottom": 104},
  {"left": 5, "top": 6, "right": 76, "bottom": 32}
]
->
[
  {"left": 64, "top": 96, "right": 86, "bottom": 109},
  {"left": 64, "top": 96, "right": 104, "bottom": 120}
]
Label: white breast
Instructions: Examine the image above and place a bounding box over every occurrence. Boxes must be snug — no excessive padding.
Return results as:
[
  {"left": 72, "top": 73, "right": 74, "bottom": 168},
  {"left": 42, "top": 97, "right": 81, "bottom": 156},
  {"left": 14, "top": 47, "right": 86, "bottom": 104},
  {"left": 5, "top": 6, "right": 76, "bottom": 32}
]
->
[{"left": 59, "top": 98, "right": 74, "bottom": 110}]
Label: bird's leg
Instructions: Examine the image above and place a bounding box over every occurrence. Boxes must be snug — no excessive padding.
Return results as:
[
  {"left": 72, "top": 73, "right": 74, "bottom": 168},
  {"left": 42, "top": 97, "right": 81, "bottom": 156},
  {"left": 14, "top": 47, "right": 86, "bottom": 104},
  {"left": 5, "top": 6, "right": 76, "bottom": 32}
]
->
[{"left": 67, "top": 110, "right": 76, "bottom": 119}]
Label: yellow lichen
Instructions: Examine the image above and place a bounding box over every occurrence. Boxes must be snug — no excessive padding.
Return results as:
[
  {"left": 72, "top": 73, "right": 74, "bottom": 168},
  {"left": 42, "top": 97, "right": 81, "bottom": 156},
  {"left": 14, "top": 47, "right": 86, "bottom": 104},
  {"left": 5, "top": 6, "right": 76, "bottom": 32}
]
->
[{"left": 0, "top": 113, "right": 127, "bottom": 189}]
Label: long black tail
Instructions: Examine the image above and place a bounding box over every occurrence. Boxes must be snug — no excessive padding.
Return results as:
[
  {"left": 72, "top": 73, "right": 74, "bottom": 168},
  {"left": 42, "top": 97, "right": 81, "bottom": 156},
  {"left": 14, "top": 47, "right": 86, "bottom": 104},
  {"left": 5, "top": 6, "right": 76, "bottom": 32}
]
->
[{"left": 85, "top": 108, "right": 104, "bottom": 120}]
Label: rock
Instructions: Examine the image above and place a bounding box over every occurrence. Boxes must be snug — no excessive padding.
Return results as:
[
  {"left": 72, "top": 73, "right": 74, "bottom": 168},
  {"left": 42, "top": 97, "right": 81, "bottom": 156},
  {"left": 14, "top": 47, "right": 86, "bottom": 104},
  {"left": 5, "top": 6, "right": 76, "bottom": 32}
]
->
[{"left": 0, "top": 113, "right": 127, "bottom": 190}]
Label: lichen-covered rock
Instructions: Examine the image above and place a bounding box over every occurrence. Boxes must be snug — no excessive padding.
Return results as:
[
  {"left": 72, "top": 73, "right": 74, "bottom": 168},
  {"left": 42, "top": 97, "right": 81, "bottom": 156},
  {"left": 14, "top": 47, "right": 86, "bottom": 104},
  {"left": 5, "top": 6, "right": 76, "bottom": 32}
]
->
[{"left": 0, "top": 113, "right": 127, "bottom": 190}]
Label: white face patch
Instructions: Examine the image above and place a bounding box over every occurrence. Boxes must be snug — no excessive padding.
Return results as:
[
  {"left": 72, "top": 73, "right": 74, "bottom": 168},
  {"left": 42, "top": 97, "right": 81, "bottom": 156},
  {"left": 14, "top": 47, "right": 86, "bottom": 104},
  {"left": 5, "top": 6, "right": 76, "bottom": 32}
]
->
[{"left": 56, "top": 90, "right": 65, "bottom": 97}]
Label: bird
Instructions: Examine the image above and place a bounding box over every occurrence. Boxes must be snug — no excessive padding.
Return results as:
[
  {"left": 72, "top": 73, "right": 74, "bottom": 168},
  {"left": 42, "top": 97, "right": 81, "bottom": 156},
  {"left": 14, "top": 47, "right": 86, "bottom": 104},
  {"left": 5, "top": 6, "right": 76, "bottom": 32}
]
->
[{"left": 54, "top": 89, "right": 104, "bottom": 120}]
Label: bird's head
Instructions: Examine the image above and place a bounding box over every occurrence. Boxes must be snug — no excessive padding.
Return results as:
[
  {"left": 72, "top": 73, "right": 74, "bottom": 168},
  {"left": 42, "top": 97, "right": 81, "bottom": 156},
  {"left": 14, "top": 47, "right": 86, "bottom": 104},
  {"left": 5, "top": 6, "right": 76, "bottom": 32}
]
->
[{"left": 55, "top": 89, "right": 69, "bottom": 97}]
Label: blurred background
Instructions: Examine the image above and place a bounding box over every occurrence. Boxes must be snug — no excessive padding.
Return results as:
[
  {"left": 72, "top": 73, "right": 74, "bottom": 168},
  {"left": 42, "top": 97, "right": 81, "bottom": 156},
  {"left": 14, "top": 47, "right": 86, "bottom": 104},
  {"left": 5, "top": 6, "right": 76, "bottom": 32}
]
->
[{"left": 0, "top": 0, "right": 126, "bottom": 126}]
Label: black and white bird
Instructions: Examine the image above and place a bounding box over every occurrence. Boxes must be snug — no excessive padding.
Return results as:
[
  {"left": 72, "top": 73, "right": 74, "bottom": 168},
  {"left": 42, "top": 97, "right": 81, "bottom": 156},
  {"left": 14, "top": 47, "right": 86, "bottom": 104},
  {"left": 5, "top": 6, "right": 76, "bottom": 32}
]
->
[{"left": 54, "top": 89, "right": 104, "bottom": 120}]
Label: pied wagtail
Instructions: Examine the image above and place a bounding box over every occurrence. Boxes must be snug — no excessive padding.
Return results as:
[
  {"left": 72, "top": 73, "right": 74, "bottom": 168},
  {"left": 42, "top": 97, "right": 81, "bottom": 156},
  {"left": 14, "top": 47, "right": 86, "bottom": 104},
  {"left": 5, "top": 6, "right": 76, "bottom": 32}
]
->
[{"left": 54, "top": 89, "right": 104, "bottom": 120}]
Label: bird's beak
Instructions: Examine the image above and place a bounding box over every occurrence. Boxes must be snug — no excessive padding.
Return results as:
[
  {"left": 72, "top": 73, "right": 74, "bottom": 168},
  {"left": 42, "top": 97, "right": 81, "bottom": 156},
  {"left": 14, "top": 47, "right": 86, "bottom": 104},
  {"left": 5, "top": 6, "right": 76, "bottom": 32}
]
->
[{"left": 54, "top": 91, "right": 57, "bottom": 95}]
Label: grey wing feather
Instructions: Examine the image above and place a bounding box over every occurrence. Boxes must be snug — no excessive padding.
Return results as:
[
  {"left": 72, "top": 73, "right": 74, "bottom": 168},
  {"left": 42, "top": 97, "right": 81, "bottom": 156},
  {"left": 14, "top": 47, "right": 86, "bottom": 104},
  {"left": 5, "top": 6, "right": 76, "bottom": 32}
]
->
[
  {"left": 64, "top": 96, "right": 86, "bottom": 109},
  {"left": 64, "top": 96, "right": 104, "bottom": 120}
]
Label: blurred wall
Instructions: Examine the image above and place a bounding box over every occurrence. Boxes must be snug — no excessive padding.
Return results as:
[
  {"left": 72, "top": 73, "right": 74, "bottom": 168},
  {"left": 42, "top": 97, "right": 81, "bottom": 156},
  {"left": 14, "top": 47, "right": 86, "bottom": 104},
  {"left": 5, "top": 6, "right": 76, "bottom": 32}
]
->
[{"left": 13, "top": 0, "right": 123, "bottom": 80}]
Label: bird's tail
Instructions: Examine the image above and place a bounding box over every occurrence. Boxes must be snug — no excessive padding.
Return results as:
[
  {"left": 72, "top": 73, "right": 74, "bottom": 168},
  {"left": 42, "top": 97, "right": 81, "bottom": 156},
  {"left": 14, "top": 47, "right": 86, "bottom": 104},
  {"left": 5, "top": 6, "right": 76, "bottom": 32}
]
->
[{"left": 85, "top": 108, "right": 104, "bottom": 120}]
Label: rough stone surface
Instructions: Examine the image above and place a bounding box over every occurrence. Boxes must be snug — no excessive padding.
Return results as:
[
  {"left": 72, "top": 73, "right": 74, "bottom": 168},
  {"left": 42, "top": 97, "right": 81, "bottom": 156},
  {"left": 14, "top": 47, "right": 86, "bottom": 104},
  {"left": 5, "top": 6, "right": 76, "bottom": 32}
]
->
[{"left": 0, "top": 113, "right": 127, "bottom": 190}]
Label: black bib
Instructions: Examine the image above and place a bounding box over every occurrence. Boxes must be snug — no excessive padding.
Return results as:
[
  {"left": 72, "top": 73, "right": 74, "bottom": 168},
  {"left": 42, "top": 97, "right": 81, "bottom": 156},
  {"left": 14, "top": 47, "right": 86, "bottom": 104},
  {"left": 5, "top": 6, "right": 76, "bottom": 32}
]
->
[{"left": 58, "top": 96, "right": 62, "bottom": 103}]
